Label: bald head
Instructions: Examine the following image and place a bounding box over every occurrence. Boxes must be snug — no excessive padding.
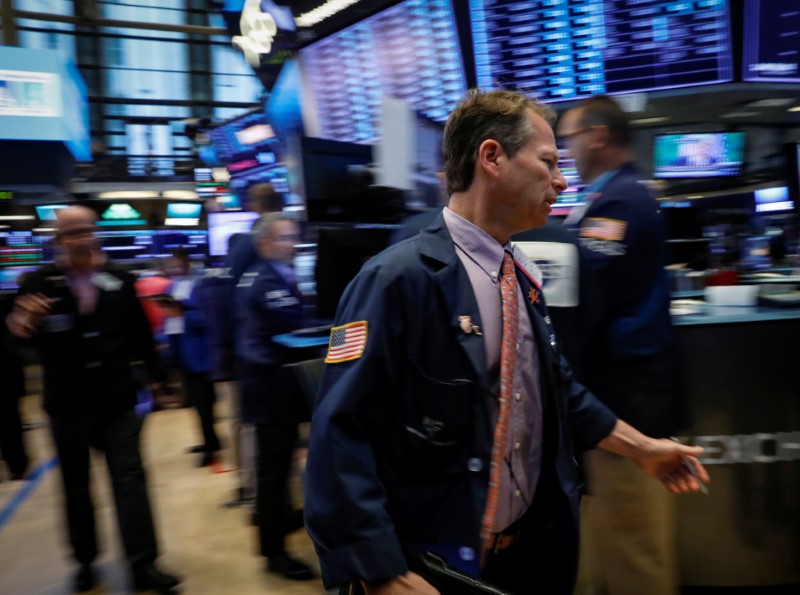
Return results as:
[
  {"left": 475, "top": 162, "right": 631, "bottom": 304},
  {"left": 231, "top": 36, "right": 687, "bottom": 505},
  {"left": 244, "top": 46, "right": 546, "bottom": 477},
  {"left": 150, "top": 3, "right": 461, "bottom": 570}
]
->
[{"left": 55, "top": 206, "right": 97, "bottom": 239}]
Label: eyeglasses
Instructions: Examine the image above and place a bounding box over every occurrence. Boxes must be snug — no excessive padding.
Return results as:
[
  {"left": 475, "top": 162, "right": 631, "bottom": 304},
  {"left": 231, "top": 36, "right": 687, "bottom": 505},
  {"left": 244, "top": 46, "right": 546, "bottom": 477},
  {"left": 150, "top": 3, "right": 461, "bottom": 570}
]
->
[{"left": 559, "top": 126, "right": 593, "bottom": 141}]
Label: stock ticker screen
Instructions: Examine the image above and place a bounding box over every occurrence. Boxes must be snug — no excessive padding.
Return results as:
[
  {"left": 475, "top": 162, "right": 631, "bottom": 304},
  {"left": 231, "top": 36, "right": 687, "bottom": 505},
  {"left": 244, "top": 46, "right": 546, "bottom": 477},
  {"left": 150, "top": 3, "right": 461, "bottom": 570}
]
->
[
  {"left": 300, "top": 0, "right": 466, "bottom": 143},
  {"left": 470, "top": 0, "right": 733, "bottom": 102},
  {"left": 742, "top": 0, "right": 800, "bottom": 82}
]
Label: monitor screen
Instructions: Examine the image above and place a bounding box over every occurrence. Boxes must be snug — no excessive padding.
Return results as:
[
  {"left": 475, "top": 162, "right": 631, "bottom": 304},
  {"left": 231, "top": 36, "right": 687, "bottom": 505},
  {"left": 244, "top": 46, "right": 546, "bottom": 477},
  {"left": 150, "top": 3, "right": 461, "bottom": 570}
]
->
[
  {"left": 470, "top": 0, "right": 733, "bottom": 102},
  {"left": 166, "top": 203, "right": 203, "bottom": 218},
  {"left": 0, "top": 265, "right": 38, "bottom": 291},
  {"left": 35, "top": 204, "right": 68, "bottom": 221},
  {"left": 653, "top": 132, "right": 745, "bottom": 179},
  {"left": 754, "top": 186, "right": 793, "bottom": 213},
  {"left": 207, "top": 210, "right": 259, "bottom": 257},
  {"left": 206, "top": 109, "right": 281, "bottom": 171},
  {"left": 97, "top": 230, "right": 155, "bottom": 261},
  {"left": 300, "top": 0, "right": 466, "bottom": 143},
  {"left": 552, "top": 150, "right": 588, "bottom": 215},
  {"left": 743, "top": 0, "right": 800, "bottom": 82},
  {"left": 98, "top": 203, "right": 146, "bottom": 226},
  {"left": 0, "top": 231, "right": 43, "bottom": 267}
]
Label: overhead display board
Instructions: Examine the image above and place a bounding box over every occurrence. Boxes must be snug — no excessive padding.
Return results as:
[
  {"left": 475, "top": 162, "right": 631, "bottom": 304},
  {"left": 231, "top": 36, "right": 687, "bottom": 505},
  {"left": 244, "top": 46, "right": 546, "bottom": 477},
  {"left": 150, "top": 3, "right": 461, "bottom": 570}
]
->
[
  {"left": 742, "top": 0, "right": 800, "bottom": 82},
  {"left": 470, "top": 0, "right": 733, "bottom": 102},
  {"left": 300, "top": 0, "right": 466, "bottom": 143}
]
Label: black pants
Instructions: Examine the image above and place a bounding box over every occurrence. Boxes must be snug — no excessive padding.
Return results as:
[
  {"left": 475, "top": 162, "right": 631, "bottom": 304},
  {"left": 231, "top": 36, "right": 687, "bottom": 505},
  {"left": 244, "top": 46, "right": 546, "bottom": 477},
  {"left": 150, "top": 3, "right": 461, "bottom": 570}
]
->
[
  {"left": 180, "top": 368, "right": 221, "bottom": 453},
  {"left": 49, "top": 410, "right": 159, "bottom": 569},
  {"left": 0, "top": 393, "right": 28, "bottom": 477},
  {"left": 255, "top": 422, "right": 298, "bottom": 557}
]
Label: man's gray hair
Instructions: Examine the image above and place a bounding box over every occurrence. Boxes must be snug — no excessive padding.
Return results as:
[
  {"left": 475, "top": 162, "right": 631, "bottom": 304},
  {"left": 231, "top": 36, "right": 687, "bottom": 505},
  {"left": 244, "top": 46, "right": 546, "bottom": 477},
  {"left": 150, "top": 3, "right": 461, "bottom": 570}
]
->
[{"left": 252, "top": 212, "right": 295, "bottom": 241}]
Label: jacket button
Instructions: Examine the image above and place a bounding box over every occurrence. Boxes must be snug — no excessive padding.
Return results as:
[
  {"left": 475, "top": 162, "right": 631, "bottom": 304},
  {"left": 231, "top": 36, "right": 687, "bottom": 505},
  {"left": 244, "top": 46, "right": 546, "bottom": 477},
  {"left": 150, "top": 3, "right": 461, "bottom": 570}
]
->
[{"left": 467, "top": 458, "right": 483, "bottom": 472}]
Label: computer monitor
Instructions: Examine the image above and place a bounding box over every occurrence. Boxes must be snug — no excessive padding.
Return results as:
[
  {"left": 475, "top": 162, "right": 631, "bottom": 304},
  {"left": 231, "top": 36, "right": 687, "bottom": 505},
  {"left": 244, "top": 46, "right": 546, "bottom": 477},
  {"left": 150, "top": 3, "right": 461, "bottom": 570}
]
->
[
  {"left": 754, "top": 186, "right": 794, "bottom": 213},
  {"left": 164, "top": 202, "right": 203, "bottom": 226},
  {"left": 653, "top": 132, "right": 746, "bottom": 179},
  {"left": 314, "top": 226, "right": 393, "bottom": 319},
  {"left": 207, "top": 210, "right": 259, "bottom": 257}
]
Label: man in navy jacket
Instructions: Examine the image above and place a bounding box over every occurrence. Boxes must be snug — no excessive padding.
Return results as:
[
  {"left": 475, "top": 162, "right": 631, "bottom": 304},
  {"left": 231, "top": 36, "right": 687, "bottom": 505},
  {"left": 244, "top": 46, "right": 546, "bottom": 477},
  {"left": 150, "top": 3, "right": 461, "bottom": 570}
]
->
[
  {"left": 234, "top": 213, "right": 313, "bottom": 580},
  {"left": 304, "top": 90, "right": 708, "bottom": 595},
  {"left": 559, "top": 95, "right": 684, "bottom": 595}
]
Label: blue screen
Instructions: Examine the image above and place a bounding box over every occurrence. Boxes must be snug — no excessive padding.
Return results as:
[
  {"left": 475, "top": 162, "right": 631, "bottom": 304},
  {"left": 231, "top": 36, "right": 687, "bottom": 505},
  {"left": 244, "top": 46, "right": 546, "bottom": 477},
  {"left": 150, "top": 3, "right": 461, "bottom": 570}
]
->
[
  {"left": 35, "top": 204, "right": 68, "bottom": 221},
  {"left": 754, "top": 186, "right": 793, "bottom": 213},
  {"left": 653, "top": 132, "right": 745, "bottom": 179},
  {"left": 743, "top": 0, "right": 800, "bottom": 82},
  {"left": 207, "top": 110, "right": 280, "bottom": 169},
  {"left": 166, "top": 203, "right": 203, "bottom": 218},
  {"left": 300, "top": 0, "right": 466, "bottom": 143},
  {"left": 470, "top": 0, "right": 733, "bottom": 102}
]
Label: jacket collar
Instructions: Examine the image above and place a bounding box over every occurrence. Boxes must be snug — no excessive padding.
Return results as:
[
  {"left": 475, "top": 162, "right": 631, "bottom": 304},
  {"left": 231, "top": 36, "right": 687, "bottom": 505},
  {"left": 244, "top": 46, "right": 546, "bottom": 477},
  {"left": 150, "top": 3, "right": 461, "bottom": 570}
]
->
[{"left": 419, "top": 213, "right": 489, "bottom": 388}]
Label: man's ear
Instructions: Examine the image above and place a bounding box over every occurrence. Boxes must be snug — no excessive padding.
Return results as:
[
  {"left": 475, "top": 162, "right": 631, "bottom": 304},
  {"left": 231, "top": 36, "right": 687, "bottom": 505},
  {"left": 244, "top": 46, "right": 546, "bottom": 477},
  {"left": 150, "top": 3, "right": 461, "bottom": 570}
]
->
[
  {"left": 589, "top": 124, "right": 610, "bottom": 149},
  {"left": 478, "top": 139, "right": 503, "bottom": 180}
]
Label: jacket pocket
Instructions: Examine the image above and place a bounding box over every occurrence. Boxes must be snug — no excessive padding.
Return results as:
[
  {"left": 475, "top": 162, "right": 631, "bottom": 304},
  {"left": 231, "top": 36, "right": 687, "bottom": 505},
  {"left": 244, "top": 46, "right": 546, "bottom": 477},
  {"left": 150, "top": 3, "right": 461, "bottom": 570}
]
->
[{"left": 398, "top": 359, "right": 477, "bottom": 475}]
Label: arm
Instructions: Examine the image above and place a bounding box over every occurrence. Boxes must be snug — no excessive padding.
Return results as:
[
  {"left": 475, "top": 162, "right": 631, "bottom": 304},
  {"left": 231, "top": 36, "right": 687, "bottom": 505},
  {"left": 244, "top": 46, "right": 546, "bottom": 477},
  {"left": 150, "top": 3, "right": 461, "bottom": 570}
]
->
[
  {"left": 304, "top": 266, "right": 435, "bottom": 593},
  {"left": 6, "top": 271, "right": 52, "bottom": 339},
  {"left": 598, "top": 419, "right": 709, "bottom": 494}
]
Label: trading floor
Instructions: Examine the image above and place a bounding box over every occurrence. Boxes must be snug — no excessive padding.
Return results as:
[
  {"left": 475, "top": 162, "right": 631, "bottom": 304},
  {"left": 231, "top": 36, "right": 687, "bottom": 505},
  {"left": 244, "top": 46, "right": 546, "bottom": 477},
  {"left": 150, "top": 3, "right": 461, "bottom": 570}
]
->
[{"left": 0, "top": 379, "right": 324, "bottom": 595}]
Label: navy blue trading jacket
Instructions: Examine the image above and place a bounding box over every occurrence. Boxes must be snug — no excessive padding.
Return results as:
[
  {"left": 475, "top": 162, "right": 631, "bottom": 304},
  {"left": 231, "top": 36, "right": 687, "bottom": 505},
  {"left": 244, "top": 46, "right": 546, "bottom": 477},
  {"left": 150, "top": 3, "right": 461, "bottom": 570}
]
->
[
  {"left": 304, "top": 214, "right": 617, "bottom": 593},
  {"left": 565, "top": 162, "right": 683, "bottom": 437}
]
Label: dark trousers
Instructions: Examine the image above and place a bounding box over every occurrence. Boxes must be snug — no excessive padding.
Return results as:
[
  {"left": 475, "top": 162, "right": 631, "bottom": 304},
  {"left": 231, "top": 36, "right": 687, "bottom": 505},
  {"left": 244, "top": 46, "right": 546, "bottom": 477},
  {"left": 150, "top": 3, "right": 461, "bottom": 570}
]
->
[
  {"left": 0, "top": 394, "right": 28, "bottom": 477},
  {"left": 49, "top": 410, "right": 159, "bottom": 569},
  {"left": 255, "top": 422, "right": 298, "bottom": 557},
  {"left": 180, "top": 368, "right": 221, "bottom": 452}
]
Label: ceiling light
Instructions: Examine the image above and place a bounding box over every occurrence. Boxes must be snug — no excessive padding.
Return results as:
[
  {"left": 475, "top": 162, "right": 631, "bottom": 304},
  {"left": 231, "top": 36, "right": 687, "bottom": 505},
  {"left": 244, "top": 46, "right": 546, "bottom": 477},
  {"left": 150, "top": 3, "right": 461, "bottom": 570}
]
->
[
  {"left": 789, "top": 106, "right": 800, "bottom": 113},
  {"left": 629, "top": 116, "right": 670, "bottom": 125},
  {"left": 98, "top": 191, "right": 159, "bottom": 199},
  {"left": 0, "top": 215, "right": 35, "bottom": 220},
  {"left": 295, "top": 0, "right": 368, "bottom": 27},
  {"left": 162, "top": 190, "right": 199, "bottom": 200},
  {"left": 722, "top": 111, "right": 759, "bottom": 118}
]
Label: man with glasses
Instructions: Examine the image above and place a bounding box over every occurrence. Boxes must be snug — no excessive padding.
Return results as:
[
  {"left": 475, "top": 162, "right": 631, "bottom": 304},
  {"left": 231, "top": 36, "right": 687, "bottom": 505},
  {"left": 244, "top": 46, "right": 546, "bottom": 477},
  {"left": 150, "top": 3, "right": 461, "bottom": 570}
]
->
[
  {"left": 6, "top": 206, "right": 181, "bottom": 593},
  {"left": 558, "top": 95, "right": 684, "bottom": 595}
]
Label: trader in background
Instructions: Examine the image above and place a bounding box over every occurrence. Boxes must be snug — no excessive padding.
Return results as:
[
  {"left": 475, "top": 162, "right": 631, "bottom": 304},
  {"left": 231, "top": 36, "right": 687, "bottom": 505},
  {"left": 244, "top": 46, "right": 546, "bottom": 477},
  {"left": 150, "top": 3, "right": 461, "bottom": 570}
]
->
[
  {"left": 304, "top": 89, "right": 707, "bottom": 595},
  {"left": 6, "top": 206, "right": 181, "bottom": 594},
  {"left": 558, "top": 95, "right": 684, "bottom": 595},
  {"left": 235, "top": 213, "right": 313, "bottom": 581}
]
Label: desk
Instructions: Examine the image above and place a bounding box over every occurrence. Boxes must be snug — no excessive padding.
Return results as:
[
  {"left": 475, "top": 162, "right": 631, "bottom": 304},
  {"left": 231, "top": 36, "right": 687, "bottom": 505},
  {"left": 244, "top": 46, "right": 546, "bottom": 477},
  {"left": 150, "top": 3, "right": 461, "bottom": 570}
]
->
[{"left": 673, "top": 309, "right": 800, "bottom": 587}]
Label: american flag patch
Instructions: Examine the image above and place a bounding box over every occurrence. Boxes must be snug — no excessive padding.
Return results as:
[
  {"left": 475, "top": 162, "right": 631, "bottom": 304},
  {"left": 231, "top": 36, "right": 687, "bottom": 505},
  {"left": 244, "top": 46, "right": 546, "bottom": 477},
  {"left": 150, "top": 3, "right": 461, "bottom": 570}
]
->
[
  {"left": 325, "top": 321, "right": 368, "bottom": 364},
  {"left": 579, "top": 217, "right": 627, "bottom": 242}
]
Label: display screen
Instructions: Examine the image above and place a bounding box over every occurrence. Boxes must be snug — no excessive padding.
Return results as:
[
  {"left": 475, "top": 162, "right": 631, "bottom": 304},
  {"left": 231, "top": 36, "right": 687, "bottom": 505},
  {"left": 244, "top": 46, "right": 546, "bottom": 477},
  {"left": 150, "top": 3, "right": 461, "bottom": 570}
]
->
[
  {"left": 35, "top": 204, "right": 68, "bottom": 221},
  {"left": 206, "top": 109, "right": 280, "bottom": 171},
  {"left": 470, "top": 0, "right": 733, "bottom": 102},
  {"left": 0, "top": 231, "right": 43, "bottom": 266},
  {"left": 300, "top": 0, "right": 466, "bottom": 143},
  {"left": 0, "top": 265, "right": 38, "bottom": 291},
  {"left": 754, "top": 186, "right": 793, "bottom": 213},
  {"left": 207, "top": 210, "right": 259, "bottom": 256},
  {"left": 653, "top": 132, "right": 745, "bottom": 179},
  {"left": 552, "top": 150, "right": 588, "bottom": 214},
  {"left": 742, "top": 0, "right": 800, "bottom": 82},
  {"left": 97, "top": 229, "right": 208, "bottom": 260},
  {"left": 166, "top": 203, "right": 202, "bottom": 218}
]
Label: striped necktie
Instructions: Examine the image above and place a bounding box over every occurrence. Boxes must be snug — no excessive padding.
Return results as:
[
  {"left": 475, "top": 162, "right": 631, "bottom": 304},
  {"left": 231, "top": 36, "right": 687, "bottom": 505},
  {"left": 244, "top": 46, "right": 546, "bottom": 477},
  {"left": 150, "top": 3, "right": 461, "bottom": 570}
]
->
[{"left": 481, "top": 251, "right": 519, "bottom": 544}]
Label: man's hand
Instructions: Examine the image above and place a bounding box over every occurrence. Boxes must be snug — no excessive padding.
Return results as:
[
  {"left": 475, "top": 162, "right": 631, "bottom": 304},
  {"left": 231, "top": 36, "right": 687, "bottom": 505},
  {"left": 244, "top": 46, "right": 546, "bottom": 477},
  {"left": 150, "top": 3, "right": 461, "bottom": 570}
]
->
[
  {"left": 629, "top": 438, "right": 710, "bottom": 494},
  {"left": 598, "top": 420, "right": 710, "bottom": 494},
  {"left": 7, "top": 293, "right": 53, "bottom": 338},
  {"left": 362, "top": 571, "right": 440, "bottom": 595}
]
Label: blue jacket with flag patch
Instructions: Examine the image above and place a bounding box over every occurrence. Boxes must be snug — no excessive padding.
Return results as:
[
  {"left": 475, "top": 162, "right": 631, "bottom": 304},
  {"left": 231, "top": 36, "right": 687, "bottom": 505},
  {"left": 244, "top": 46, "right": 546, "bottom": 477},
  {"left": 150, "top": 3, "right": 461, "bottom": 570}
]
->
[
  {"left": 304, "top": 214, "right": 617, "bottom": 593},
  {"left": 564, "top": 161, "right": 684, "bottom": 438}
]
